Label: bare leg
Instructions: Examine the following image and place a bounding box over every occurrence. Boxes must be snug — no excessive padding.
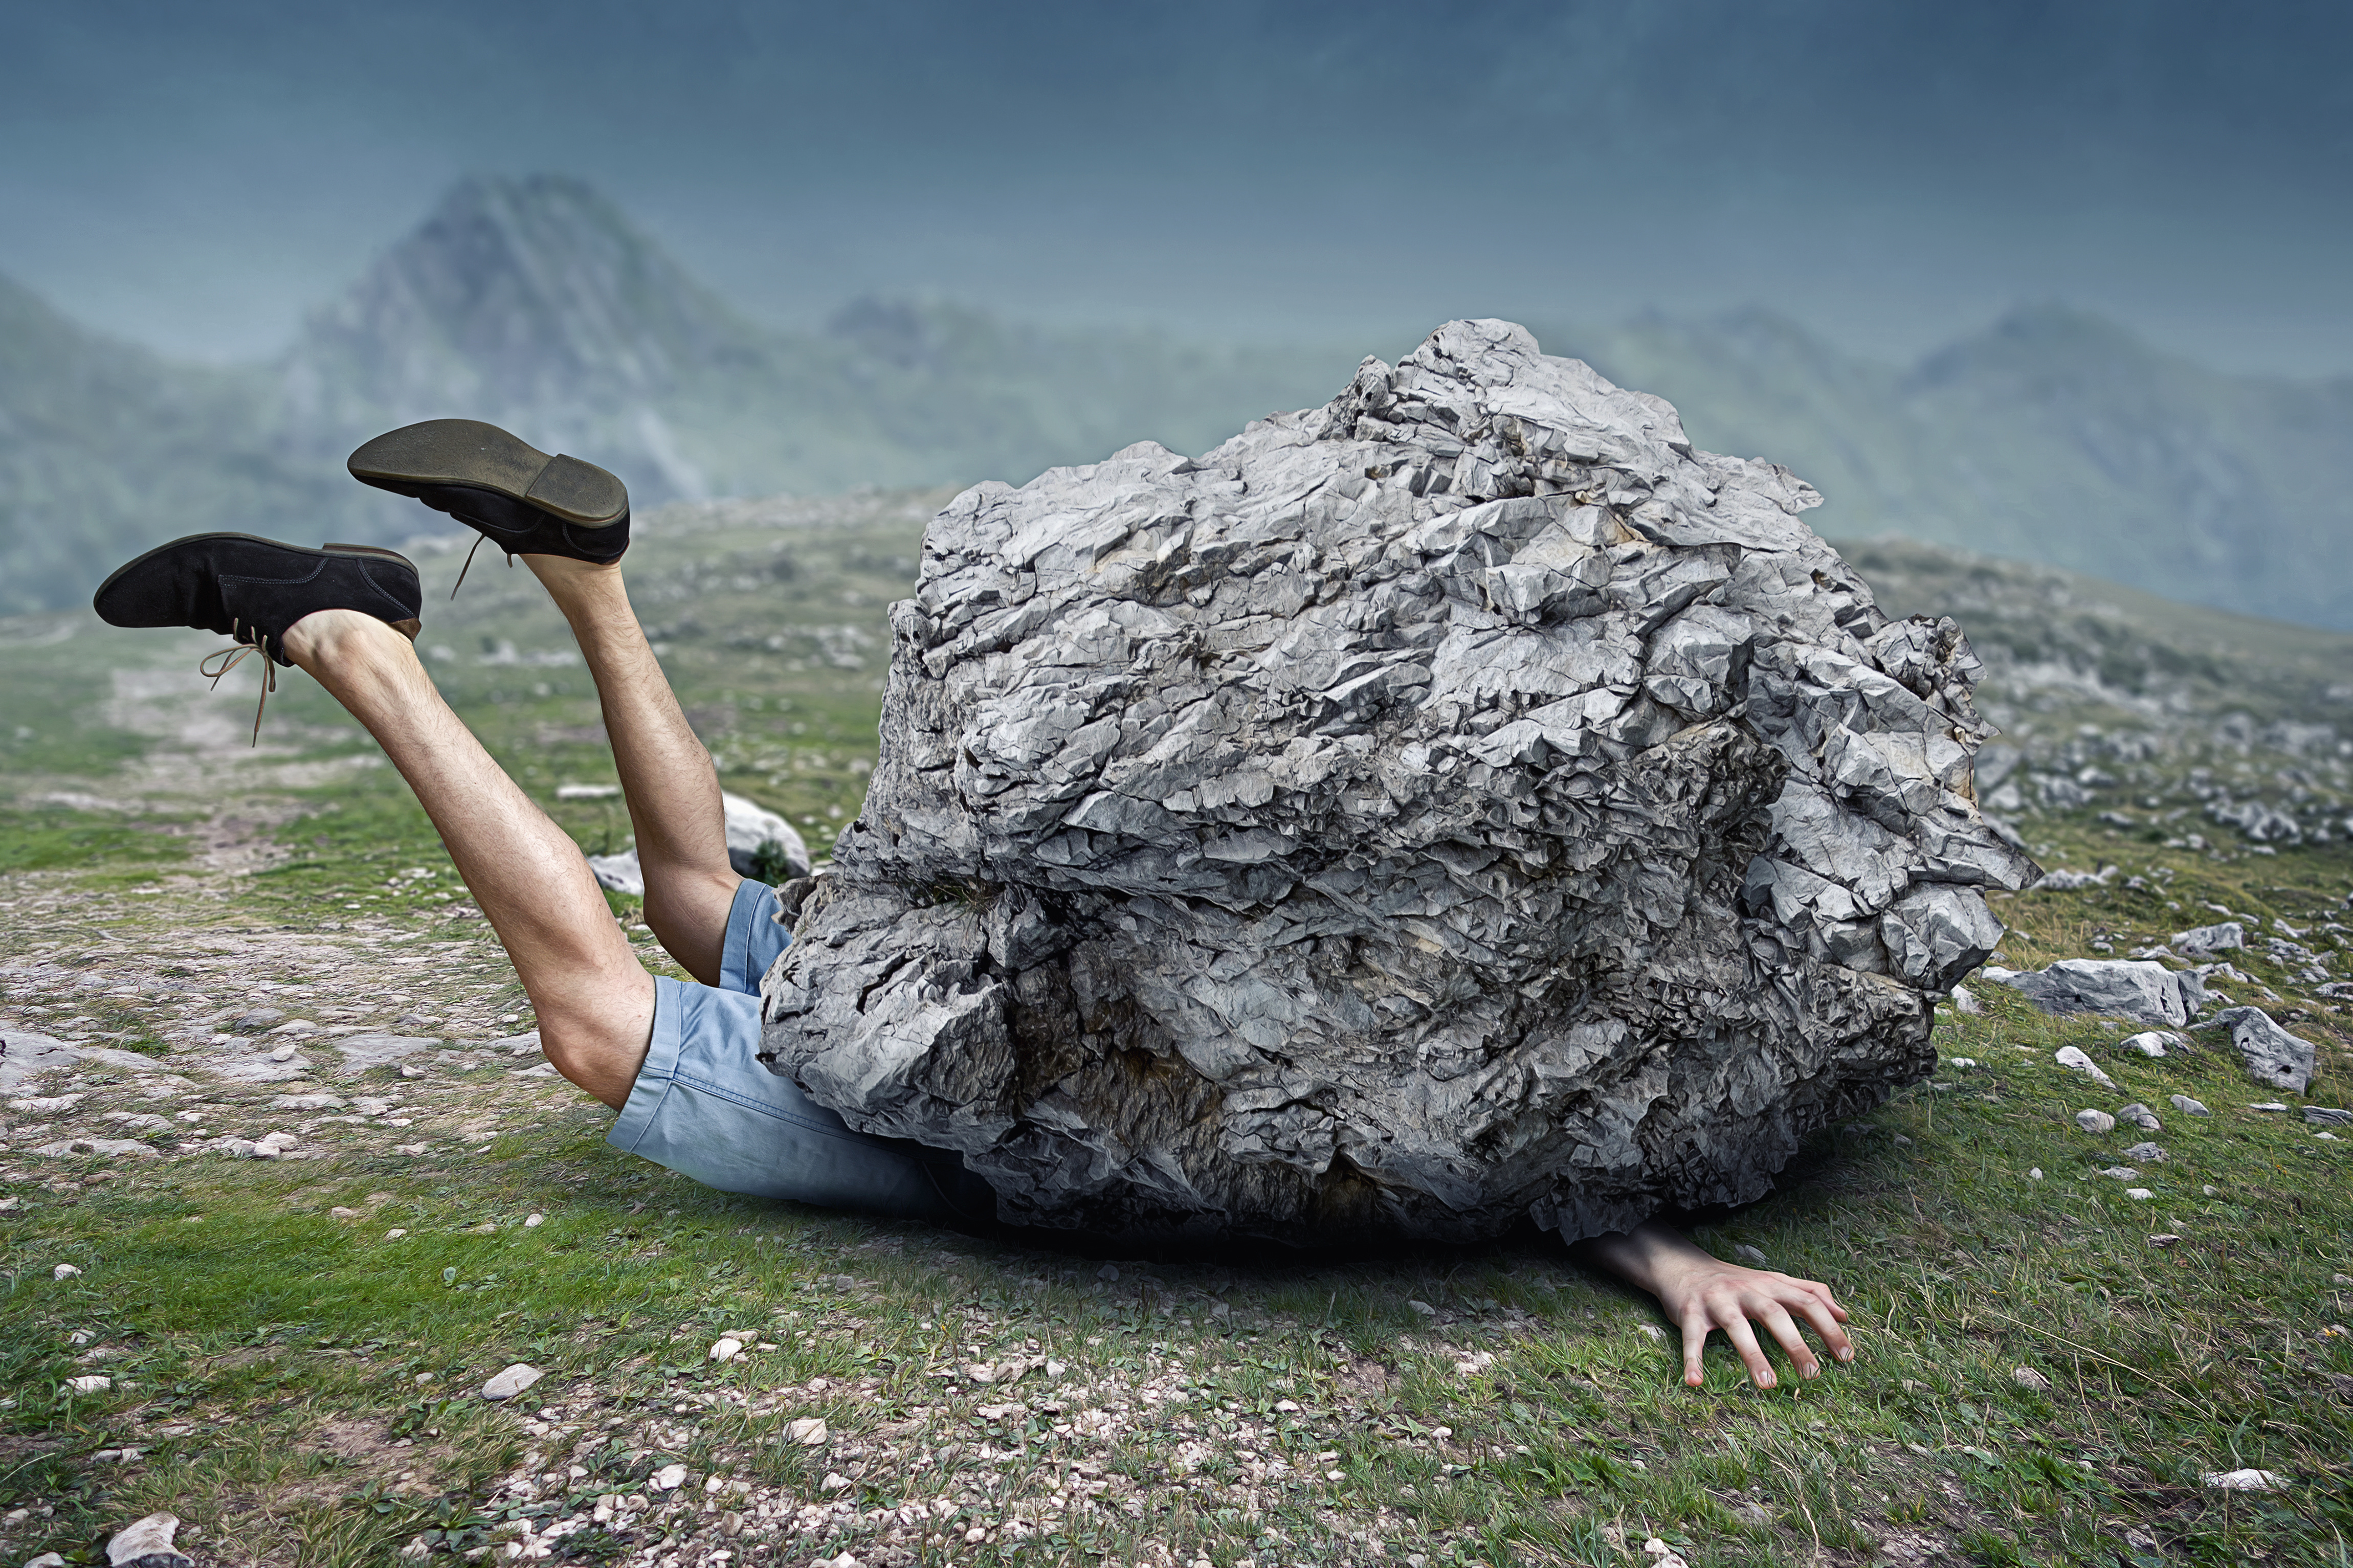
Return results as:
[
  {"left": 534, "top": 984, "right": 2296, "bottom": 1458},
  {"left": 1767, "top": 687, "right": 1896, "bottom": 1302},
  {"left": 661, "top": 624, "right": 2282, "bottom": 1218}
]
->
[
  {"left": 279, "top": 609, "right": 654, "bottom": 1108},
  {"left": 522, "top": 555, "right": 740, "bottom": 986}
]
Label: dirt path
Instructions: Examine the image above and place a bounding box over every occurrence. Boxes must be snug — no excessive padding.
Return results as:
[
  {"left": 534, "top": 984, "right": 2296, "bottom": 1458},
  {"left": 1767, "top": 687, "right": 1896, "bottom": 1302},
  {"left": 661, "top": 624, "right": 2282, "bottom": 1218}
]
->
[{"left": 3, "top": 634, "right": 595, "bottom": 1176}]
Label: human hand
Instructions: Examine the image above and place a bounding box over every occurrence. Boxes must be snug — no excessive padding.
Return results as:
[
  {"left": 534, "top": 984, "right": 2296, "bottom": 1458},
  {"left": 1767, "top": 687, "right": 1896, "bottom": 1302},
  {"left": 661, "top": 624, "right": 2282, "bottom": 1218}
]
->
[{"left": 1573, "top": 1221, "right": 1853, "bottom": 1388}]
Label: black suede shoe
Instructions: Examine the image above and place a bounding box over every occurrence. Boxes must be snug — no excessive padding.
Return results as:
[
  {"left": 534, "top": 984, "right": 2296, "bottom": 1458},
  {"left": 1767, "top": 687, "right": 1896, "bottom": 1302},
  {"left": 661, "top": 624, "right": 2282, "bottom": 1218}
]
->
[
  {"left": 347, "top": 419, "right": 629, "bottom": 593},
  {"left": 93, "top": 533, "right": 423, "bottom": 742}
]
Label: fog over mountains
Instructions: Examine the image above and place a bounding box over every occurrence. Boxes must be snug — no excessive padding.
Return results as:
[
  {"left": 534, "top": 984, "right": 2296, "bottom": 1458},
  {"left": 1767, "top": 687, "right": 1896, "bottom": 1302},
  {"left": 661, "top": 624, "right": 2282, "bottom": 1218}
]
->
[{"left": 4, "top": 175, "right": 2348, "bottom": 629}]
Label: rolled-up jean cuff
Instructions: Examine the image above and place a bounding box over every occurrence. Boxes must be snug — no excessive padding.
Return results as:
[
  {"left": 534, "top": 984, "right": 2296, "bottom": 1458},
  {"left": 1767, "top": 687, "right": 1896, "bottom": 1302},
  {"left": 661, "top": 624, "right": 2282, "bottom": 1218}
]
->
[
  {"left": 719, "top": 877, "right": 783, "bottom": 995},
  {"left": 606, "top": 975, "right": 965, "bottom": 1218}
]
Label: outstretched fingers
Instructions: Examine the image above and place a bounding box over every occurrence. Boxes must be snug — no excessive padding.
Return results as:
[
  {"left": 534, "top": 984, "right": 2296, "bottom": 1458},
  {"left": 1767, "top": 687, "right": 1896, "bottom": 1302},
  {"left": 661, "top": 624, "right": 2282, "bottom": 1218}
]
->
[{"left": 1676, "top": 1273, "right": 1857, "bottom": 1389}]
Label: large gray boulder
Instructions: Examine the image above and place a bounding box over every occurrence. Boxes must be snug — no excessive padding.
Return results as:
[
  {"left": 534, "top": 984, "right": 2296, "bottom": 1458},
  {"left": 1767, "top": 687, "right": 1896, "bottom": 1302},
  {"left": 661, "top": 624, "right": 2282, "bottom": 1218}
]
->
[{"left": 760, "top": 320, "right": 2033, "bottom": 1243}]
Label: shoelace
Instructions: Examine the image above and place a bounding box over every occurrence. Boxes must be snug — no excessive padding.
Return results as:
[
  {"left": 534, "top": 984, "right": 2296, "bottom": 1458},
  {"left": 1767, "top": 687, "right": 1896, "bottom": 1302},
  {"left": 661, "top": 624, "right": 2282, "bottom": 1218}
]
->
[
  {"left": 448, "top": 534, "right": 517, "bottom": 599},
  {"left": 198, "top": 617, "right": 278, "bottom": 746}
]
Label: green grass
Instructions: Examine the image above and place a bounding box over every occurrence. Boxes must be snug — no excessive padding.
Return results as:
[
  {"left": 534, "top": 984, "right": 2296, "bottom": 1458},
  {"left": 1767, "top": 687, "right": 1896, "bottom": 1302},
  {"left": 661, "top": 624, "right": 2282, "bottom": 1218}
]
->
[{"left": 0, "top": 804, "right": 193, "bottom": 879}]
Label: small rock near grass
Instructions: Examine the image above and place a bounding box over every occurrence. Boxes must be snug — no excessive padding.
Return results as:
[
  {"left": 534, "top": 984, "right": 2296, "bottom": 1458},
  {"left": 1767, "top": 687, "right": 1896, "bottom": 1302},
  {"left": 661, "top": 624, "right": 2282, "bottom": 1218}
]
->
[
  {"left": 27, "top": 1554, "right": 66, "bottom": 1568},
  {"left": 2117, "top": 1103, "right": 2162, "bottom": 1131},
  {"left": 2125, "top": 1188, "right": 2154, "bottom": 1200},
  {"left": 2011, "top": 1366, "right": 2051, "bottom": 1392},
  {"left": 2148, "top": 1234, "right": 2183, "bottom": 1246},
  {"left": 709, "top": 1337, "right": 744, "bottom": 1362},
  {"left": 66, "top": 1375, "right": 112, "bottom": 1394},
  {"left": 2170, "top": 1094, "right": 2211, "bottom": 1116},
  {"left": 480, "top": 1363, "right": 542, "bottom": 1401},
  {"left": 785, "top": 1417, "right": 829, "bottom": 1446},
  {"left": 650, "top": 1462, "right": 687, "bottom": 1490},
  {"left": 105, "top": 1512, "right": 190, "bottom": 1568},
  {"left": 2054, "top": 1046, "right": 2118, "bottom": 1088},
  {"left": 2099, "top": 1166, "right": 2141, "bottom": 1180},
  {"left": 2202, "top": 1468, "right": 2288, "bottom": 1491},
  {"left": 2116, "top": 1031, "right": 2176, "bottom": 1057},
  {"left": 2122, "top": 1143, "right": 2167, "bottom": 1163},
  {"left": 2075, "top": 1109, "right": 2117, "bottom": 1134},
  {"left": 53, "top": 1263, "right": 82, "bottom": 1280},
  {"left": 2192, "top": 1007, "right": 2316, "bottom": 1094},
  {"left": 2306, "top": 1107, "right": 2352, "bottom": 1128}
]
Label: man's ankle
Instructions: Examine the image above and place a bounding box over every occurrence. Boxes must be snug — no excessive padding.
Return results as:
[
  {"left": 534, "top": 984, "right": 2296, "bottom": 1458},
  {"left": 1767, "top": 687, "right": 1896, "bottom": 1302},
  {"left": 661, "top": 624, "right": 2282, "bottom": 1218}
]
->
[{"left": 281, "top": 606, "right": 417, "bottom": 669}]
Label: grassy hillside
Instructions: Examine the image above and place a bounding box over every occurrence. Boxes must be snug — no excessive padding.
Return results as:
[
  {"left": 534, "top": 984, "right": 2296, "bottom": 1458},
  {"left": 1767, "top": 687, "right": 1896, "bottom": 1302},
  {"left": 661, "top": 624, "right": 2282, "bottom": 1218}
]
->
[{"left": 1, "top": 496, "right": 2348, "bottom": 1565}]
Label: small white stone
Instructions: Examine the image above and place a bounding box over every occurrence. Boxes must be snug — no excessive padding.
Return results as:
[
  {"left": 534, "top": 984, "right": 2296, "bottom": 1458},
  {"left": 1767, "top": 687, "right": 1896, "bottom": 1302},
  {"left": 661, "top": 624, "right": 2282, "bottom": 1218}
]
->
[
  {"left": 480, "top": 1363, "right": 542, "bottom": 1401},
  {"left": 2054, "top": 1047, "right": 2117, "bottom": 1088},
  {"left": 523, "top": 1213, "right": 544, "bottom": 1228},
  {"left": 66, "top": 1374, "right": 112, "bottom": 1394},
  {"left": 2028, "top": 1168, "right": 2044, "bottom": 1180},
  {"left": 2074, "top": 1109, "right": 2117, "bottom": 1134},
  {"left": 2170, "top": 1094, "right": 2211, "bottom": 1116},
  {"left": 785, "top": 1417, "right": 829, "bottom": 1446},
  {"left": 2202, "top": 1468, "right": 2287, "bottom": 1491},
  {"left": 385, "top": 1227, "right": 408, "bottom": 1239},
  {"left": 2116, "top": 1032, "right": 2172, "bottom": 1058},
  {"left": 650, "top": 1462, "right": 687, "bottom": 1490},
  {"left": 2125, "top": 1188, "right": 2154, "bottom": 1200},
  {"left": 709, "top": 1337, "right": 744, "bottom": 1362},
  {"left": 104, "top": 1511, "right": 188, "bottom": 1568},
  {"left": 52, "top": 1263, "right": 83, "bottom": 1280},
  {"left": 2011, "top": 1366, "right": 2051, "bottom": 1392}
]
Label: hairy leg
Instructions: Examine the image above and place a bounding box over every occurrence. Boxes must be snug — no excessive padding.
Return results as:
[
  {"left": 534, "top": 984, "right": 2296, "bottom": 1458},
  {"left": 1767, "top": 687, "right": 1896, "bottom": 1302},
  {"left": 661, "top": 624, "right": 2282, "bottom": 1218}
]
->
[
  {"left": 279, "top": 609, "right": 653, "bottom": 1107},
  {"left": 524, "top": 555, "right": 740, "bottom": 986}
]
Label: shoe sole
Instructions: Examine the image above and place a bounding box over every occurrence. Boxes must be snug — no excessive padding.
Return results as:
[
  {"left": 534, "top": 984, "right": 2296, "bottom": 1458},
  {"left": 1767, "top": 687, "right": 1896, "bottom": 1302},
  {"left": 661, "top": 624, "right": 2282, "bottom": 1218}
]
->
[
  {"left": 347, "top": 419, "right": 627, "bottom": 528},
  {"left": 93, "top": 534, "right": 424, "bottom": 641}
]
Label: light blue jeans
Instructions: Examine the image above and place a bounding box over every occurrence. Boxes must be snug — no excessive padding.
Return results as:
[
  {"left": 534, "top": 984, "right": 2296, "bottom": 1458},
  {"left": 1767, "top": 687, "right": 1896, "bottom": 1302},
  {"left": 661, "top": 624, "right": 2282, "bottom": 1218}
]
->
[{"left": 606, "top": 880, "right": 987, "bottom": 1221}]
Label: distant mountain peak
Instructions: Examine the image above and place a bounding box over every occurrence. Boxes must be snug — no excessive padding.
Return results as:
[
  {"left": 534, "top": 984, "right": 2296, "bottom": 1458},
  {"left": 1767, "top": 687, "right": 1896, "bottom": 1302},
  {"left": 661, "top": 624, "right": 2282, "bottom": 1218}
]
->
[{"left": 279, "top": 173, "right": 752, "bottom": 433}]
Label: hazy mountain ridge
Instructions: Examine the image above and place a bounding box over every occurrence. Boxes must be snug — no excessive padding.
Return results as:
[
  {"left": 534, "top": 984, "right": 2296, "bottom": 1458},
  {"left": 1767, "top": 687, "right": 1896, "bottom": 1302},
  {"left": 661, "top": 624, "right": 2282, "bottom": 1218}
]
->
[
  {"left": 0, "top": 175, "right": 1358, "bottom": 613},
  {"left": 1559, "top": 304, "right": 2353, "bottom": 629},
  {"left": 2, "top": 174, "right": 2348, "bottom": 630}
]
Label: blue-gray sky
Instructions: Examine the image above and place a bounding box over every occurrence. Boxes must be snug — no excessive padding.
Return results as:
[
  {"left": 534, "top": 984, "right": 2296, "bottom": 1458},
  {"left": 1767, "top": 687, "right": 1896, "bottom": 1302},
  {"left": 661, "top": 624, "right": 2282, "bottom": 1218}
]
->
[{"left": 5, "top": 0, "right": 2348, "bottom": 374}]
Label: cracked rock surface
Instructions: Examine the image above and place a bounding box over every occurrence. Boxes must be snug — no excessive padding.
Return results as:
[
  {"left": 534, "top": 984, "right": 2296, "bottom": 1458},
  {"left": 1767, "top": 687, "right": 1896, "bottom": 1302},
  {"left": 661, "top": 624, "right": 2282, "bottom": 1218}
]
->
[{"left": 760, "top": 320, "right": 2033, "bottom": 1243}]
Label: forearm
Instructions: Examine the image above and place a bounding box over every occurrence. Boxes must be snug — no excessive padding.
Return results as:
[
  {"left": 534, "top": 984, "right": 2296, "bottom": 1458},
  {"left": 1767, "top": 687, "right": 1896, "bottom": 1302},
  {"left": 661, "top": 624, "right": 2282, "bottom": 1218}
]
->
[{"left": 1570, "top": 1219, "right": 1712, "bottom": 1297}]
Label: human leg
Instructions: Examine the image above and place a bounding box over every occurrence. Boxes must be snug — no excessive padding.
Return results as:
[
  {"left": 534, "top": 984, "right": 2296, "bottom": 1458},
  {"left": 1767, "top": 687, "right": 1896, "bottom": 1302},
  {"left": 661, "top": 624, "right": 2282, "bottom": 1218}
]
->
[
  {"left": 523, "top": 554, "right": 742, "bottom": 986},
  {"left": 343, "top": 420, "right": 741, "bottom": 987},
  {"left": 277, "top": 608, "right": 655, "bottom": 1107}
]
